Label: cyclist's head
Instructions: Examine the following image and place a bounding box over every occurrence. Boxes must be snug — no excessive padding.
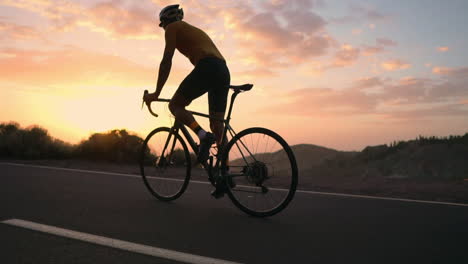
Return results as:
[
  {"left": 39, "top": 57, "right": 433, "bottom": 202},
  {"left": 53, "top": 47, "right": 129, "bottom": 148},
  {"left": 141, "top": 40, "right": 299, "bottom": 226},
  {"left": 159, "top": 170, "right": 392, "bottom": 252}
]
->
[{"left": 159, "top": 4, "right": 184, "bottom": 29}]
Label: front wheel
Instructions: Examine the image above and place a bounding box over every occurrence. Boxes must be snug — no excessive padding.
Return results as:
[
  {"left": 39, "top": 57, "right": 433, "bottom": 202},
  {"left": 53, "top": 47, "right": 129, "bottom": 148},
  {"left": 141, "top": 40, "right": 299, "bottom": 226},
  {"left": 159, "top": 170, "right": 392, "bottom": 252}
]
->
[
  {"left": 221, "top": 127, "right": 298, "bottom": 217},
  {"left": 140, "top": 127, "right": 191, "bottom": 201}
]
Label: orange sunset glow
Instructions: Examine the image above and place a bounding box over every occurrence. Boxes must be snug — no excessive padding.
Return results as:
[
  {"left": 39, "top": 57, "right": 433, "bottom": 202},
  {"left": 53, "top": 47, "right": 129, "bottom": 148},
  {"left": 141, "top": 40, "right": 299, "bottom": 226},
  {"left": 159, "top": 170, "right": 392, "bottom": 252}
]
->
[{"left": 1, "top": 0, "right": 467, "bottom": 151}]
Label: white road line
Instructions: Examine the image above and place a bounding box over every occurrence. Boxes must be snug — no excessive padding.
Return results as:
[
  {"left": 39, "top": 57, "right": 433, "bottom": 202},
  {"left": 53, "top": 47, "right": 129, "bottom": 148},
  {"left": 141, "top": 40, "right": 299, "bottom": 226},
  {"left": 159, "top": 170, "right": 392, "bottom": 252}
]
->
[
  {"left": 294, "top": 190, "right": 468, "bottom": 207},
  {"left": 1, "top": 218, "right": 242, "bottom": 264},
  {"left": 1, "top": 162, "right": 468, "bottom": 207},
  {"left": 0, "top": 162, "right": 210, "bottom": 185}
]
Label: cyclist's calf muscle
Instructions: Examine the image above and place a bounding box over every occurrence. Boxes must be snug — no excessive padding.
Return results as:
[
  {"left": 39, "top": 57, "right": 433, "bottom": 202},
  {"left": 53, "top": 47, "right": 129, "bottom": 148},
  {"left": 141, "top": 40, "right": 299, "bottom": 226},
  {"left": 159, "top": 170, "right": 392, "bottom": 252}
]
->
[{"left": 210, "top": 112, "right": 224, "bottom": 145}]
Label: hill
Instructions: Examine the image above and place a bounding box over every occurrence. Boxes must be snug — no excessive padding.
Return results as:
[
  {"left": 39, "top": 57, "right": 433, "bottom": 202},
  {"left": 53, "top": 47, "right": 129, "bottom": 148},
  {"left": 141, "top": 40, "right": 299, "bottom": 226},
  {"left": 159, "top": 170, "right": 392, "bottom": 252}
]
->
[{"left": 289, "top": 135, "right": 468, "bottom": 202}]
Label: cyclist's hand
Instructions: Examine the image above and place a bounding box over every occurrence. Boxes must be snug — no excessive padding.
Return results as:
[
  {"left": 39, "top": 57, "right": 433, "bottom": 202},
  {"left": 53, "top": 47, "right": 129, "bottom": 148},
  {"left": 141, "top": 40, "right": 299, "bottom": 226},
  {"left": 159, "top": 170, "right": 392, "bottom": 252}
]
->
[
  {"left": 142, "top": 90, "right": 160, "bottom": 117},
  {"left": 143, "top": 92, "right": 159, "bottom": 105}
]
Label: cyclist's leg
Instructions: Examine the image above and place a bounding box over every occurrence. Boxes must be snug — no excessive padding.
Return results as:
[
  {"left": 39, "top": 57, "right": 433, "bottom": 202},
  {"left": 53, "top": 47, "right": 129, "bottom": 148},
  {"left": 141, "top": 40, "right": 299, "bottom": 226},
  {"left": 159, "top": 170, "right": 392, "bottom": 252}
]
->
[
  {"left": 208, "top": 59, "right": 230, "bottom": 146},
  {"left": 169, "top": 93, "right": 193, "bottom": 124},
  {"left": 169, "top": 66, "right": 209, "bottom": 138},
  {"left": 208, "top": 89, "right": 231, "bottom": 198}
]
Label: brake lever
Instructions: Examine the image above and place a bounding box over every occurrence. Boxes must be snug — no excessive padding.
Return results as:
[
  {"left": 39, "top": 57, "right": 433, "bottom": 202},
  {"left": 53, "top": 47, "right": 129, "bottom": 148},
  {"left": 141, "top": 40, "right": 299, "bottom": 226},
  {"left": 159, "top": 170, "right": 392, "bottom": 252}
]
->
[{"left": 142, "top": 90, "right": 148, "bottom": 109}]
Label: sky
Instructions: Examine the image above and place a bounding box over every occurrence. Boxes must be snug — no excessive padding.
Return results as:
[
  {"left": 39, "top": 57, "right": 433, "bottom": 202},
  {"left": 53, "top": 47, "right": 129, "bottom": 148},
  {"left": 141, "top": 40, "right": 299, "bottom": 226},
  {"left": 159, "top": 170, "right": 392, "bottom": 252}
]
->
[{"left": 1, "top": 0, "right": 467, "bottom": 151}]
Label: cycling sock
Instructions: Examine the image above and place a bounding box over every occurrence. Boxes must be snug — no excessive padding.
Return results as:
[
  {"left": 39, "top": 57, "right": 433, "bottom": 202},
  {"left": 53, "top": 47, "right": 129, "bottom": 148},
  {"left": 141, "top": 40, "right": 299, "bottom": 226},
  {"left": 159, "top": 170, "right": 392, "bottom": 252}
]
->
[
  {"left": 189, "top": 121, "right": 207, "bottom": 139},
  {"left": 197, "top": 130, "right": 207, "bottom": 139}
]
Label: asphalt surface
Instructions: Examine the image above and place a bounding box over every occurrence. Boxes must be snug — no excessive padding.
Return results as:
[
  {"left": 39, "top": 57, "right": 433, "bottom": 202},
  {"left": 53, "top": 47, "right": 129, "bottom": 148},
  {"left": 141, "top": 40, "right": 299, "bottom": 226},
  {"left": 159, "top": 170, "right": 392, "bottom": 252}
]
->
[{"left": 1, "top": 163, "right": 467, "bottom": 264}]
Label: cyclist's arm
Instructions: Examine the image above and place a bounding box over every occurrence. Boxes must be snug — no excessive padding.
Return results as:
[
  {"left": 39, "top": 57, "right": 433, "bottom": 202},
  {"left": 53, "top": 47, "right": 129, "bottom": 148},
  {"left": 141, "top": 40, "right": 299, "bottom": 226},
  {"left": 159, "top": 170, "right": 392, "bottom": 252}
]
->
[{"left": 155, "top": 25, "right": 176, "bottom": 96}]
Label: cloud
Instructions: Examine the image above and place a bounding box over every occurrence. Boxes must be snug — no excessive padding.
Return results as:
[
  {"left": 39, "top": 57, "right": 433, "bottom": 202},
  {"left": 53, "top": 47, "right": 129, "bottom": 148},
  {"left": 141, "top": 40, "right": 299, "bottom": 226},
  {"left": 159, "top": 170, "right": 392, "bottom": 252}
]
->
[
  {"left": 361, "top": 45, "right": 384, "bottom": 56},
  {"left": 351, "top": 28, "right": 362, "bottom": 35},
  {"left": 383, "top": 104, "right": 468, "bottom": 120},
  {"left": 0, "top": 0, "right": 83, "bottom": 29},
  {"left": 240, "top": 13, "right": 293, "bottom": 49},
  {"left": 352, "top": 77, "right": 384, "bottom": 89},
  {"left": 283, "top": 9, "right": 326, "bottom": 34},
  {"left": 261, "top": 0, "right": 325, "bottom": 11},
  {"left": 330, "top": 3, "right": 390, "bottom": 24},
  {"left": 235, "top": 68, "right": 277, "bottom": 79},
  {"left": 432, "top": 66, "right": 453, "bottom": 75},
  {"left": 350, "top": 3, "right": 389, "bottom": 21},
  {"left": 329, "top": 44, "right": 360, "bottom": 67},
  {"left": 376, "top": 38, "right": 397, "bottom": 46},
  {"left": 220, "top": 2, "right": 333, "bottom": 67},
  {"left": 273, "top": 86, "right": 378, "bottom": 116},
  {"left": 432, "top": 67, "right": 468, "bottom": 81},
  {"left": 0, "top": 19, "right": 43, "bottom": 40},
  {"left": 437, "top": 46, "right": 449, "bottom": 52},
  {"left": 85, "top": 1, "right": 157, "bottom": 39},
  {"left": 432, "top": 66, "right": 468, "bottom": 78},
  {"left": 360, "top": 38, "right": 397, "bottom": 56},
  {"left": 1, "top": 0, "right": 159, "bottom": 39},
  {"left": 260, "top": 69, "right": 468, "bottom": 120},
  {"left": 2, "top": 0, "right": 333, "bottom": 67},
  {"left": 326, "top": 37, "right": 399, "bottom": 68},
  {"left": 381, "top": 59, "right": 411, "bottom": 71}
]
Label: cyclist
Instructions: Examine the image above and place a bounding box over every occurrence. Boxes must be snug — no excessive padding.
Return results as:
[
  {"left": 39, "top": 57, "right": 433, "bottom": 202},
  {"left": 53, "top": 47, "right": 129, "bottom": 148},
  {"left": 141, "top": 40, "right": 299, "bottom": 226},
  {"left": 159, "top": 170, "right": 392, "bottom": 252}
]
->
[{"left": 143, "top": 4, "right": 230, "bottom": 197}]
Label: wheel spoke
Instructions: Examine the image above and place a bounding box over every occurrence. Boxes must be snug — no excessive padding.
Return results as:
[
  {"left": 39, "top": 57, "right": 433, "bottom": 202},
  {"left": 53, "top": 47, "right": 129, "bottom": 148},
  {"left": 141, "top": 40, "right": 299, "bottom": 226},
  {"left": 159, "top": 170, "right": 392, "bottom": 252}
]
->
[{"left": 223, "top": 128, "right": 298, "bottom": 217}]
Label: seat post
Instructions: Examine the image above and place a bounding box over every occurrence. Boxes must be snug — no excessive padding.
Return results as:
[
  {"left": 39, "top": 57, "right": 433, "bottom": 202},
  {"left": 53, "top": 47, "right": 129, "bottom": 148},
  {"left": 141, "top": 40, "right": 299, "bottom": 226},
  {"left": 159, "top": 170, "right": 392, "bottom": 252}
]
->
[{"left": 225, "top": 89, "right": 240, "bottom": 123}]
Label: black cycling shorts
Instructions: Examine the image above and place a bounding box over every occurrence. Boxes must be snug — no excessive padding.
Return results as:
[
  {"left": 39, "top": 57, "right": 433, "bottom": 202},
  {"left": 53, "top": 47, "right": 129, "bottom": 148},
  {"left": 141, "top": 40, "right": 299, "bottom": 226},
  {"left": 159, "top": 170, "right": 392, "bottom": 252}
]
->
[{"left": 174, "top": 57, "right": 230, "bottom": 113}]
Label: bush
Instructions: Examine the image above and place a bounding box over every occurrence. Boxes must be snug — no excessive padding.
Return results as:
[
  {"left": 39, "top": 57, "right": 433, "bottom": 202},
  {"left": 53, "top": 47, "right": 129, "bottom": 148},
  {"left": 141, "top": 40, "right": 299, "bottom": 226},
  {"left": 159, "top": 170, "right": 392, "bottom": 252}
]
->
[
  {"left": 0, "top": 122, "right": 73, "bottom": 159},
  {"left": 75, "top": 129, "right": 144, "bottom": 164}
]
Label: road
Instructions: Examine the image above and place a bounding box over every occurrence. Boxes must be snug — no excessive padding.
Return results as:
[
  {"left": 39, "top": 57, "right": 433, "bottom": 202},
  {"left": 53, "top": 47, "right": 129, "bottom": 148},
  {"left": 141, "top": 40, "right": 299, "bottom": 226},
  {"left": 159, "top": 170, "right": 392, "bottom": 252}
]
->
[{"left": 1, "top": 162, "right": 467, "bottom": 264}]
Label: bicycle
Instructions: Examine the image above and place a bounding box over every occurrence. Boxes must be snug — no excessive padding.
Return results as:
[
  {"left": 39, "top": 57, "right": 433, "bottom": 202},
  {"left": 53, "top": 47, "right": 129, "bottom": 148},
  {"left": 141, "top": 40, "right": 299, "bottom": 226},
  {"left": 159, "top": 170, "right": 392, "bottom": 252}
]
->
[{"left": 140, "top": 84, "right": 298, "bottom": 217}]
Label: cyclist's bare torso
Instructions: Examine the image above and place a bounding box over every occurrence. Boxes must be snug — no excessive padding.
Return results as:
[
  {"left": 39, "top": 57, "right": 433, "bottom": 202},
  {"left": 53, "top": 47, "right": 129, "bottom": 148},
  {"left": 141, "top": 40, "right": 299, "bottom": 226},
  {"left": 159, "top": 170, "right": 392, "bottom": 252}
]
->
[{"left": 165, "top": 21, "right": 225, "bottom": 65}]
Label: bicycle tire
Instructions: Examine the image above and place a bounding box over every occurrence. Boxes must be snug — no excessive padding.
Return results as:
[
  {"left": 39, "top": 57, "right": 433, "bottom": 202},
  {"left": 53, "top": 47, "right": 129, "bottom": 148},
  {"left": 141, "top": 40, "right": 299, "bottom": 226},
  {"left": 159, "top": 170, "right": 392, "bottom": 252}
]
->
[
  {"left": 221, "top": 127, "right": 298, "bottom": 217},
  {"left": 140, "top": 127, "right": 191, "bottom": 201}
]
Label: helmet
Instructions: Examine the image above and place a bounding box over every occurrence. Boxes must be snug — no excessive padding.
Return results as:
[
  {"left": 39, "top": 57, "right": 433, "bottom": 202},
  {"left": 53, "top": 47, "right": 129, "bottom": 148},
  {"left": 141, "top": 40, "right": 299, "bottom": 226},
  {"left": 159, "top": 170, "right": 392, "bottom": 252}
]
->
[{"left": 159, "top": 4, "right": 184, "bottom": 27}]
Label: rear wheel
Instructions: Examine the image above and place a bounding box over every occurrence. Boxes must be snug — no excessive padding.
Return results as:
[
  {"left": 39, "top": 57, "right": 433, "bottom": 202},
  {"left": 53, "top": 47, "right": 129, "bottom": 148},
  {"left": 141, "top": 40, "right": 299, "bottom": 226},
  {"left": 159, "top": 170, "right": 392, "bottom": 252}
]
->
[
  {"left": 140, "top": 127, "right": 191, "bottom": 201},
  {"left": 221, "top": 127, "right": 298, "bottom": 217}
]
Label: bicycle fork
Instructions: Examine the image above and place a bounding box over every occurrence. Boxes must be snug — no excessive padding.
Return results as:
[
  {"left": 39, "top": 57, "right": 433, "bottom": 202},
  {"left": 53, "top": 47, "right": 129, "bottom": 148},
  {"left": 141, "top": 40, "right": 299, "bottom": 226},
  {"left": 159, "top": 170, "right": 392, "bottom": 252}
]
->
[{"left": 158, "top": 126, "right": 179, "bottom": 167}]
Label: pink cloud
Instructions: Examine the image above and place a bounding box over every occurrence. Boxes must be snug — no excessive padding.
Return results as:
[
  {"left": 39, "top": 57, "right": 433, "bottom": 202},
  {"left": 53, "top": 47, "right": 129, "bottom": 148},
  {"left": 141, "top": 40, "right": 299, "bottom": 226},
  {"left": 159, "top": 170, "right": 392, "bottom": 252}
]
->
[
  {"left": 351, "top": 28, "right": 362, "bottom": 35},
  {"left": 361, "top": 45, "right": 384, "bottom": 56},
  {"left": 432, "top": 66, "right": 453, "bottom": 75},
  {"left": 1, "top": 0, "right": 158, "bottom": 39},
  {"left": 3, "top": 0, "right": 333, "bottom": 67},
  {"left": 432, "top": 66, "right": 468, "bottom": 79},
  {"left": 235, "top": 68, "right": 277, "bottom": 79},
  {"left": 261, "top": 0, "right": 324, "bottom": 11},
  {"left": 0, "top": 20, "right": 42, "bottom": 40},
  {"left": 261, "top": 70, "right": 468, "bottom": 120},
  {"left": 330, "top": 3, "right": 390, "bottom": 24},
  {"left": 220, "top": 2, "right": 333, "bottom": 67},
  {"left": 381, "top": 59, "right": 411, "bottom": 71},
  {"left": 437, "top": 46, "right": 449, "bottom": 52},
  {"left": 376, "top": 38, "right": 397, "bottom": 46},
  {"left": 353, "top": 77, "right": 384, "bottom": 89},
  {"left": 330, "top": 44, "right": 360, "bottom": 67},
  {"left": 282, "top": 10, "right": 326, "bottom": 34},
  {"left": 350, "top": 3, "right": 389, "bottom": 21},
  {"left": 86, "top": 1, "right": 157, "bottom": 39}
]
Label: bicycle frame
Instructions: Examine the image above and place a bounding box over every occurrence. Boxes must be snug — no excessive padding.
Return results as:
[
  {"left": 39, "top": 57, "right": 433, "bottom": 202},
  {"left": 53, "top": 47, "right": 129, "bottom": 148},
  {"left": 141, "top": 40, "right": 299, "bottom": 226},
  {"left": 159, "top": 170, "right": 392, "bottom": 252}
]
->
[{"left": 155, "top": 89, "right": 244, "bottom": 173}]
